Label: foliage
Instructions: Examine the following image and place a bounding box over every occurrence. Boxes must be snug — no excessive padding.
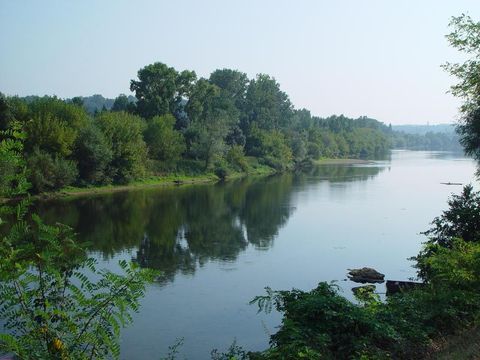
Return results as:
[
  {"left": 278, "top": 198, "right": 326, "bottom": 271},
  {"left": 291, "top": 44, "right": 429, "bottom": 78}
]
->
[
  {"left": 74, "top": 122, "right": 113, "bottom": 185},
  {"left": 1, "top": 126, "right": 156, "bottom": 359},
  {"left": 457, "top": 107, "right": 480, "bottom": 164},
  {"left": 144, "top": 114, "right": 186, "bottom": 166},
  {"left": 249, "top": 126, "right": 293, "bottom": 171},
  {"left": 209, "top": 69, "right": 249, "bottom": 111},
  {"left": 251, "top": 283, "right": 398, "bottom": 359},
  {"left": 392, "top": 130, "right": 462, "bottom": 152},
  {"left": 111, "top": 94, "right": 134, "bottom": 113},
  {"left": 443, "top": 14, "right": 480, "bottom": 114},
  {"left": 187, "top": 121, "right": 228, "bottom": 170},
  {"left": 67, "top": 95, "right": 115, "bottom": 115},
  {"left": 0, "top": 204, "right": 156, "bottom": 359},
  {"left": 0, "top": 122, "right": 30, "bottom": 198},
  {"left": 424, "top": 184, "right": 480, "bottom": 246},
  {"left": 443, "top": 14, "right": 480, "bottom": 167},
  {"left": 0, "top": 62, "right": 394, "bottom": 197},
  {"left": 24, "top": 97, "right": 89, "bottom": 157},
  {"left": 130, "top": 62, "right": 196, "bottom": 119},
  {"left": 214, "top": 162, "right": 230, "bottom": 180},
  {"left": 28, "top": 148, "right": 78, "bottom": 193},
  {"left": 251, "top": 247, "right": 480, "bottom": 360},
  {"left": 211, "top": 340, "right": 249, "bottom": 360},
  {"left": 226, "top": 145, "right": 249, "bottom": 172},
  {"left": 96, "top": 111, "right": 147, "bottom": 183},
  {"left": 244, "top": 74, "right": 292, "bottom": 133},
  {"left": 423, "top": 239, "right": 480, "bottom": 292},
  {"left": 413, "top": 185, "right": 480, "bottom": 280},
  {"left": 247, "top": 184, "right": 480, "bottom": 359}
]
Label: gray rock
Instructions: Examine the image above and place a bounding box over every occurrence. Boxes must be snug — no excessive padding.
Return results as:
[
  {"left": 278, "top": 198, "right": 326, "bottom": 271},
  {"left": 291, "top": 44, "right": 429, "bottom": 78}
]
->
[{"left": 347, "top": 267, "right": 385, "bottom": 283}]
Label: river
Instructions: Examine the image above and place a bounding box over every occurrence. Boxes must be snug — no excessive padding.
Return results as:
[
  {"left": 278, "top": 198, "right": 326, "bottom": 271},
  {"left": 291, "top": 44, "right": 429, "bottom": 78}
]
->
[{"left": 35, "top": 150, "right": 478, "bottom": 359}]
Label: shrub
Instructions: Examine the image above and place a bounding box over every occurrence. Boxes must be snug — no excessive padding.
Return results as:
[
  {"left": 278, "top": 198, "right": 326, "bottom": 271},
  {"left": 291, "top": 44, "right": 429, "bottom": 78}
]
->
[
  {"left": 226, "top": 145, "right": 249, "bottom": 172},
  {"left": 28, "top": 148, "right": 78, "bottom": 193},
  {"left": 0, "top": 203, "right": 156, "bottom": 359},
  {"left": 73, "top": 123, "right": 113, "bottom": 185},
  {"left": 413, "top": 185, "right": 480, "bottom": 280},
  {"left": 214, "top": 162, "right": 230, "bottom": 180},
  {"left": 251, "top": 237, "right": 480, "bottom": 359},
  {"left": 96, "top": 111, "right": 147, "bottom": 184}
]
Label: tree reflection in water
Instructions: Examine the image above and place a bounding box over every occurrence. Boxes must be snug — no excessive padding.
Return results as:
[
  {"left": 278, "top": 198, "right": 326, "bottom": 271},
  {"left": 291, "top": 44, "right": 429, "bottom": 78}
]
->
[{"left": 35, "top": 163, "right": 385, "bottom": 284}]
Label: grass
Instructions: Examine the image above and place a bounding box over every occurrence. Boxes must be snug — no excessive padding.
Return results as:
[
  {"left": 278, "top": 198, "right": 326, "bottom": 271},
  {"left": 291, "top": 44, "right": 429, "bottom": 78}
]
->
[{"left": 56, "top": 173, "right": 218, "bottom": 198}]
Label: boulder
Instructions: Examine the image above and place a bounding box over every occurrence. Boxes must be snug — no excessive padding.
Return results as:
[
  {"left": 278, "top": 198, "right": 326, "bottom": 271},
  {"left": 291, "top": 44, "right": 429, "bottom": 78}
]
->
[{"left": 347, "top": 267, "right": 385, "bottom": 283}]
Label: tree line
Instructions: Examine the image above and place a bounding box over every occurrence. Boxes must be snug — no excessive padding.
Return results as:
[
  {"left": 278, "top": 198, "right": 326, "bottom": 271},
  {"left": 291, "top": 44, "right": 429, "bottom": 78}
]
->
[
  {"left": 392, "top": 130, "right": 463, "bottom": 151},
  {"left": 0, "top": 63, "right": 391, "bottom": 194}
]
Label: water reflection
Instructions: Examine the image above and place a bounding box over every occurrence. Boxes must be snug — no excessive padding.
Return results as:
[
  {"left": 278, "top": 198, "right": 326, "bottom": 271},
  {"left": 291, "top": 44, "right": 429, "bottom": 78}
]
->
[
  {"left": 304, "top": 163, "right": 388, "bottom": 183},
  {"left": 36, "top": 164, "right": 386, "bottom": 284}
]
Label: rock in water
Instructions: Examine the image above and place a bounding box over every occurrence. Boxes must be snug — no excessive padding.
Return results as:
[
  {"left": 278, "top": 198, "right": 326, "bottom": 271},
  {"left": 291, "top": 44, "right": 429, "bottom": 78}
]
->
[
  {"left": 347, "top": 267, "right": 385, "bottom": 283},
  {"left": 352, "top": 284, "right": 376, "bottom": 295}
]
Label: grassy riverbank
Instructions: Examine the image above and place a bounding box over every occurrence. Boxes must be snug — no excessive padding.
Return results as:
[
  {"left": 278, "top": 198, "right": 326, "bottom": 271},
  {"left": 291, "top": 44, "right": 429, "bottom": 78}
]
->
[
  {"left": 37, "top": 162, "right": 277, "bottom": 200},
  {"left": 2, "top": 157, "right": 371, "bottom": 201},
  {"left": 314, "top": 158, "right": 376, "bottom": 165}
]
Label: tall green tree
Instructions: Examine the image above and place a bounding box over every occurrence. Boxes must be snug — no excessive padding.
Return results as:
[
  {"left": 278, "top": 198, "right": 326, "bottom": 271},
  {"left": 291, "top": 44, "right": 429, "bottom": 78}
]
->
[
  {"left": 185, "top": 79, "right": 235, "bottom": 168},
  {"left": 244, "top": 74, "right": 293, "bottom": 132},
  {"left": 443, "top": 14, "right": 480, "bottom": 166},
  {"left": 209, "top": 69, "right": 249, "bottom": 110},
  {"left": 130, "top": 62, "right": 196, "bottom": 119},
  {"left": 111, "top": 94, "right": 133, "bottom": 112}
]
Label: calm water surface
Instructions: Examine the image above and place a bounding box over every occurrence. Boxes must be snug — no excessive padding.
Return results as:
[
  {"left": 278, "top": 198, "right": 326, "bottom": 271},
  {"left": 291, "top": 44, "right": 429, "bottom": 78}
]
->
[{"left": 36, "top": 150, "right": 478, "bottom": 359}]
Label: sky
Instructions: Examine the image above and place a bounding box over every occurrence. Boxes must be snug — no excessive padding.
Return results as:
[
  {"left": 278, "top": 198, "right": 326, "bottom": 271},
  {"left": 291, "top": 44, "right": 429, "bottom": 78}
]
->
[{"left": 1, "top": 0, "right": 480, "bottom": 125}]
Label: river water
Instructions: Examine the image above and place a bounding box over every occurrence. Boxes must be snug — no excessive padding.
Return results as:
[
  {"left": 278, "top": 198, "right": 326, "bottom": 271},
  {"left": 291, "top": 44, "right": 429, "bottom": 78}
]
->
[{"left": 35, "top": 150, "right": 478, "bottom": 359}]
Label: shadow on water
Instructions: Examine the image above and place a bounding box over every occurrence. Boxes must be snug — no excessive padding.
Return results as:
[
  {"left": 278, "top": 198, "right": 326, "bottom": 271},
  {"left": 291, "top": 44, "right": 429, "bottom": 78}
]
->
[{"left": 35, "top": 162, "right": 386, "bottom": 286}]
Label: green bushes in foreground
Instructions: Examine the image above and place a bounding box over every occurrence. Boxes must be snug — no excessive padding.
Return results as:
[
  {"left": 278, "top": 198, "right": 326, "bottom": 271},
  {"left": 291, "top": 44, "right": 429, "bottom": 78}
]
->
[
  {"left": 245, "top": 237, "right": 480, "bottom": 359},
  {"left": 209, "top": 185, "right": 480, "bottom": 360}
]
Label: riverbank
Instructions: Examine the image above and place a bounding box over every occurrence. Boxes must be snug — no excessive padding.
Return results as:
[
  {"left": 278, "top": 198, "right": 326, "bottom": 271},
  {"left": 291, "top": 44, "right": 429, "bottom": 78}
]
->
[
  {"left": 34, "top": 163, "right": 277, "bottom": 200},
  {"left": 314, "top": 158, "right": 376, "bottom": 165},
  {"left": 1, "top": 157, "right": 369, "bottom": 202}
]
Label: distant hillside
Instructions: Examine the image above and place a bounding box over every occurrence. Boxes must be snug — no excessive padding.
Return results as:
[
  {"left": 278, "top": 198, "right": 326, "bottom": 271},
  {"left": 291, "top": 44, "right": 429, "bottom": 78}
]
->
[
  {"left": 392, "top": 124, "right": 455, "bottom": 135},
  {"left": 391, "top": 124, "right": 462, "bottom": 151},
  {"left": 17, "top": 94, "right": 136, "bottom": 114},
  {"left": 69, "top": 94, "right": 136, "bottom": 114}
]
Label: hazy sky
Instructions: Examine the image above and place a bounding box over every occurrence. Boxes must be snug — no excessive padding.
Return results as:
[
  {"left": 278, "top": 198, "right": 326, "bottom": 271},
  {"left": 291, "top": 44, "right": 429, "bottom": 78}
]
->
[{"left": 1, "top": 1, "right": 480, "bottom": 125}]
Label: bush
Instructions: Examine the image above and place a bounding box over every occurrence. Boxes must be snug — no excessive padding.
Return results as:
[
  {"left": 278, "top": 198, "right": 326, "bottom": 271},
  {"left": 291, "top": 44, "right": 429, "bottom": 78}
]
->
[
  {"left": 28, "top": 148, "right": 78, "bottom": 193},
  {"left": 96, "top": 111, "right": 147, "bottom": 184},
  {"left": 226, "top": 145, "right": 249, "bottom": 172},
  {"left": 251, "top": 283, "right": 398, "bottom": 359},
  {"left": 413, "top": 185, "right": 480, "bottom": 280},
  {"left": 144, "top": 114, "right": 186, "bottom": 165},
  {"left": 214, "top": 162, "right": 230, "bottom": 180},
  {"left": 73, "top": 122, "right": 113, "bottom": 185},
  {"left": 424, "top": 185, "right": 480, "bottom": 246},
  {"left": 0, "top": 203, "right": 156, "bottom": 359},
  {"left": 250, "top": 236, "right": 480, "bottom": 359}
]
